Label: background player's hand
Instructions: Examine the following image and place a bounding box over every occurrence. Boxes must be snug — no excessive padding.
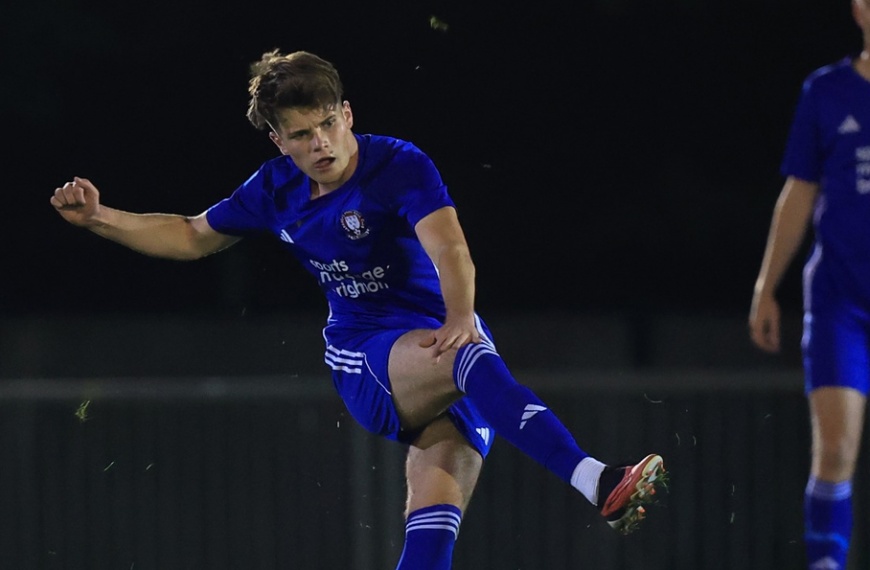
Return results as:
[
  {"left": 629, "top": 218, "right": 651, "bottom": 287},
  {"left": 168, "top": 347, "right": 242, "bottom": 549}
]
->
[
  {"left": 50, "top": 176, "right": 102, "bottom": 227},
  {"left": 418, "top": 315, "right": 481, "bottom": 356},
  {"left": 748, "top": 291, "right": 781, "bottom": 353}
]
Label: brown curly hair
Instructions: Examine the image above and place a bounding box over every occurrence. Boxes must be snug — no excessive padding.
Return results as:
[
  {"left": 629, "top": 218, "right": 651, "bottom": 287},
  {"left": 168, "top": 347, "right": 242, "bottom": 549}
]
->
[{"left": 246, "top": 50, "right": 344, "bottom": 131}]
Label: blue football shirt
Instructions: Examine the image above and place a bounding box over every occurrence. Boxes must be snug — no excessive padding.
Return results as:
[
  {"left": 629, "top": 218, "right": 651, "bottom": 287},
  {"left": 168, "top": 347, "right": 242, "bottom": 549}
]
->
[
  {"left": 781, "top": 56, "right": 870, "bottom": 301},
  {"left": 206, "top": 133, "right": 454, "bottom": 330}
]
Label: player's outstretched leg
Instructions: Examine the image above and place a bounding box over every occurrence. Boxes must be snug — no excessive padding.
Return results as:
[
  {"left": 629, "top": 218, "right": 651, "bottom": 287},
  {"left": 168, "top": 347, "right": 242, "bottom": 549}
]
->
[
  {"left": 597, "top": 454, "right": 668, "bottom": 535},
  {"left": 454, "top": 340, "right": 668, "bottom": 533}
]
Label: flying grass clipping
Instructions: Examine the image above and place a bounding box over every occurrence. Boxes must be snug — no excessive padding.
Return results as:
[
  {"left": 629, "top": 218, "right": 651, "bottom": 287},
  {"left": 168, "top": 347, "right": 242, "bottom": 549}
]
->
[{"left": 429, "top": 15, "right": 449, "bottom": 33}]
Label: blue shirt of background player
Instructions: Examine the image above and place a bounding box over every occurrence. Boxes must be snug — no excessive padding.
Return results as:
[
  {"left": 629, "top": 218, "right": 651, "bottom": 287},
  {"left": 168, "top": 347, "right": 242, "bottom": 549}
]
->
[
  {"left": 781, "top": 56, "right": 870, "bottom": 304},
  {"left": 205, "top": 133, "right": 454, "bottom": 332}
]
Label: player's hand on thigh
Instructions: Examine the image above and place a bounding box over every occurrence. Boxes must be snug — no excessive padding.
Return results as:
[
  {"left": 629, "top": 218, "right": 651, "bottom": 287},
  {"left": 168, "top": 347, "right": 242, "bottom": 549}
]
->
[{"left": 418, "top": 317, "right": 481, "bottom": 356}]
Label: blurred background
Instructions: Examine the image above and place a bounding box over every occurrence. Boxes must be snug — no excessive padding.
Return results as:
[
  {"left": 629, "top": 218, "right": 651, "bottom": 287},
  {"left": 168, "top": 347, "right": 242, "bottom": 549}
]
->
[{"left": 2, "top": 0, "right": 868, "bottom": 568}]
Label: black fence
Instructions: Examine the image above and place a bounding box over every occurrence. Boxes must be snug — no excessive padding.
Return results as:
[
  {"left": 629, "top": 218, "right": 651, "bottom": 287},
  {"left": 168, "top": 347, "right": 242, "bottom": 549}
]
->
[{"left": 4, "top": 370, "right": 869, "bottom": 570}]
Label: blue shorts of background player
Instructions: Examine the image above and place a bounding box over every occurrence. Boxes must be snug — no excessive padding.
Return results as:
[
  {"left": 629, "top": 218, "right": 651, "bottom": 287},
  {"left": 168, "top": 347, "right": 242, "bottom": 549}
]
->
[{"left": 803, "top": 300, "right": 870, "bottom": 396}]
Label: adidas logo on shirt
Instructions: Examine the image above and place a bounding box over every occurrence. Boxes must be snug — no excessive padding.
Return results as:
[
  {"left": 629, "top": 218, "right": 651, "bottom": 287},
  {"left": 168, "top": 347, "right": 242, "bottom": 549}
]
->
[{"left": 837, "top": 115, "right": 861, "bottom": 134}]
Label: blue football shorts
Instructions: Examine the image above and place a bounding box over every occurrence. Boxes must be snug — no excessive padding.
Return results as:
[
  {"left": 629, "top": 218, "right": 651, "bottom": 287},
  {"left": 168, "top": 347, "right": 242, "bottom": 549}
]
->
[
  {"left": 322, "top": 325, "right": 495, "bottom": 458},
  {"left": 802, "top": 301, "right": 870, "bottom": 395}
]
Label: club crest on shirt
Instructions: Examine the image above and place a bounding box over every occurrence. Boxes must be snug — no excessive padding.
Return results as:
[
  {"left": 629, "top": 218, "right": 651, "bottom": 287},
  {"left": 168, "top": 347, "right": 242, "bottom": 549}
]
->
[{"left": 340, "top": 210, "right": 370, "bottom": 240}]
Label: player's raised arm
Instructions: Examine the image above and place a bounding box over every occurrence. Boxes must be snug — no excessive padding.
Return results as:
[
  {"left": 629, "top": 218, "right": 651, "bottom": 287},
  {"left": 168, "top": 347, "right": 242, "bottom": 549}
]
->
[{"left": 50, "top": 176, "right": 240, "bottom": 260}]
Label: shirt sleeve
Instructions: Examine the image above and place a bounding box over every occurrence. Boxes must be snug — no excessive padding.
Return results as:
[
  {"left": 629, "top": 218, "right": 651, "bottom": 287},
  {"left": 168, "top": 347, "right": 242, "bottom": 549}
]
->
[
  {"left": 780, "top": 76, "right": 823, "bottom": 183},
  {"left": 206, "top": 165, "right": 275, "bottom": 237},
  {"left": 391, "top": 145, "right": 455, "bottom": 227}
]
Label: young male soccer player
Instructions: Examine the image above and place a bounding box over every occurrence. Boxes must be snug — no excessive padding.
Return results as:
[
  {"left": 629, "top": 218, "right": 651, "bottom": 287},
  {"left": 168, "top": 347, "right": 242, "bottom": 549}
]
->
[
  {"left": 749, "top": 2, "right": 870, "bottom": 568},
  {"left": 51, "top": 49, "right": 667, "bottom": 569}
]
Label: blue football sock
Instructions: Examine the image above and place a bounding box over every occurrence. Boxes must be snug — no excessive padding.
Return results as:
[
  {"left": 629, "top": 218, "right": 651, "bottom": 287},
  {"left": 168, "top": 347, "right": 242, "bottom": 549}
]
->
[
  {"left": 395, "top": 504, "right": 462, "bottom": 570},
  {"left": 454, "top": 340, "right": 589, "bottom": 484},
  {"left": 804, "top": 476, "right": 852, "bottom": 570}
]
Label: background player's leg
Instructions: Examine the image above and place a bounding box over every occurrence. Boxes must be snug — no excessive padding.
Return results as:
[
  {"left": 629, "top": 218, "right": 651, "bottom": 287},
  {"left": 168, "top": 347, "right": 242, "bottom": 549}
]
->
[
  {"left": 394, "top": 417, "right": 482, "bottom": 570},
  {"left": 804, "top": 387, "right": 865, "bottom": 570}
]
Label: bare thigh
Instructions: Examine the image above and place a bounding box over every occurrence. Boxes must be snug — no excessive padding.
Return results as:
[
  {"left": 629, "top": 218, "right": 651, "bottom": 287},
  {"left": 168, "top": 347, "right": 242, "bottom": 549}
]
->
[
  {"left": 389, "top": 329, "right": 464, "bottom": 430},
  {"left": 404, "top": 415, "right": 484, "bottom": 515},
  {"left": 808, "top": 386, "right": 866, "bottom": 480}
]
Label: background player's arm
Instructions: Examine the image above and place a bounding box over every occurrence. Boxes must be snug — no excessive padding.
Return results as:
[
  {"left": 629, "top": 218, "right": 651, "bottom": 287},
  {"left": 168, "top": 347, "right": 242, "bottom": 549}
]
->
[
  {"left": 51, "top": 176, "right": 240, "bottom": 260},
  {"left": 415, "top": 206, "right": 481, "bottom": 353},
  {"left": 749, "top": 176, "right": 819, "bottom": 352}
]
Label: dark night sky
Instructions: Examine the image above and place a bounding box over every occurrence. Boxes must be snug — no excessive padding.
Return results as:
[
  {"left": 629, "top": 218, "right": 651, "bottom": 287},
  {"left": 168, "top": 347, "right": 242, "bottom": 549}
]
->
[{"left": 2, "top": 0, "right": 861, "bottom": 320}]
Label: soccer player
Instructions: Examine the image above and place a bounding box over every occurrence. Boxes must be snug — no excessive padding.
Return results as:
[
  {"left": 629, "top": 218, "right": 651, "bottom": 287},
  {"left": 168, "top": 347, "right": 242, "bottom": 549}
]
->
[
  {"left": 748, "top": 2, "right": 870, "bottom": 568},
  {"left": 51, "top": 49, "right": 667, "bottom": 569}
]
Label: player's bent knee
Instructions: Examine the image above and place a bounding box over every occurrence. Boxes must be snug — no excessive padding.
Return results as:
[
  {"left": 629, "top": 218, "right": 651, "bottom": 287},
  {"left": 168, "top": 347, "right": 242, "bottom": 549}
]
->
[{"left": 405, "top": 418, "right": 483, "bottom": 513}]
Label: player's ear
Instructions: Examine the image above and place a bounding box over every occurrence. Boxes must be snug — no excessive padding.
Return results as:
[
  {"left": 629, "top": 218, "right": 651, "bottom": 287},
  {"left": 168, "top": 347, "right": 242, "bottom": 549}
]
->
[
  {"left": 342, "top": 100, "right": 353, "bottom": 128},
  {"left": 269, "top": 131, "right": 288, "bottom": 155}
]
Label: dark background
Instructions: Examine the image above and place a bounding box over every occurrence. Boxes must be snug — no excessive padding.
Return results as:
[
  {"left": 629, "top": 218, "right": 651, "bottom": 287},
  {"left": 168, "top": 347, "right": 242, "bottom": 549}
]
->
[
  {"left": 2, "top": 3, "right": 868, "bottom": 568},
  {"left": 2, "top": 0, "right": 862, "bottom": 320}
]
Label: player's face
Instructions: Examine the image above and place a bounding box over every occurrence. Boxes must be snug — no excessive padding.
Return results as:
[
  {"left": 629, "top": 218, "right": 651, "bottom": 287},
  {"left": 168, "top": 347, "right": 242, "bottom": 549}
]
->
[{"left": 269, "top": 102, "right": 358, "bottom": 194}]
